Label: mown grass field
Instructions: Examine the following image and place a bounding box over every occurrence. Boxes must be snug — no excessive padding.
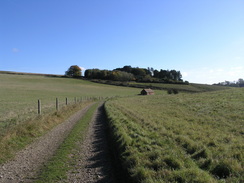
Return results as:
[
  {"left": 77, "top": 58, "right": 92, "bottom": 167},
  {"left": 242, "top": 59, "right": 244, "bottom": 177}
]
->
[
  {"left": 0, "top": 73, "right": 139, "bottom": 127},
  {"left": 105, "top": 88, "right": 244, "bottom": 182}
]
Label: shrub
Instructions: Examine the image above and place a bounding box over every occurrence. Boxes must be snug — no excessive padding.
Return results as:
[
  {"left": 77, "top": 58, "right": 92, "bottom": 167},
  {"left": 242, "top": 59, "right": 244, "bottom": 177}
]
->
[
  {"left": 173, "top": 89, "right": 179, "bottom": 94},
  {"left": 167, "top": 89, "right": 173, "bottom": 94},
  {"left": 167, "top": 89, "right": 179, "bottom": 94}
]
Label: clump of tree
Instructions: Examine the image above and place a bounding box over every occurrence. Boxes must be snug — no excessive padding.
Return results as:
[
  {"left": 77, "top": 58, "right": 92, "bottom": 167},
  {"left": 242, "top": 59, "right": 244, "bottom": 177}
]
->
[
  {"left": 214, "top": 78, "right": 244, "bottom": 87},
  {"left": 84, "top": 65, "right": 186, "bottom": 84},
  {"left": 115, "top": 66, "right": 150, "bottom": 81},
  {"left": 65, "top": 65, "right": 82, "bottom": 78},
  {"left": 84, "top": 69, "right": 134, "bottom": 81},
  {"left": 115, "top": 66, "right": 184, "bottom": 83},
  {"left": 152, "top": 68, "right": 183, "bottom": 83},
  {"left": 117, "top": 65, "right": 185, "bottom": 83},
  {"left": 167, "top": 89, "right": 179, "bottom": 94}
]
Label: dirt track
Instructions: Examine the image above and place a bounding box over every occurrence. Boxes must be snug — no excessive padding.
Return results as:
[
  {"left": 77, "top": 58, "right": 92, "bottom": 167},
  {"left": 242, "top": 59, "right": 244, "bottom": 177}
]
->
[
  {"left": 63, "top": 103, "right": 116, "bottom": 183},
  {"left": 0, "top": 103, "right": 123, "bottom": 183},
  {"left": 0, "top": 104, "right": 93, "bottom": 183}
]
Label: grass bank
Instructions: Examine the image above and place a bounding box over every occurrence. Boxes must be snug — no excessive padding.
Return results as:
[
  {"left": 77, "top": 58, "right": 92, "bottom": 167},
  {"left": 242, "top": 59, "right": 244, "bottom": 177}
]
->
[
  {"left": 0, "top": 101, "right": 93, "bottom": 164},
  {"left": 105, "top": 88, "right": 244, "bottom": 182},
  {"left": 35, "top": 102, "right": 99, "bottom": 182}
]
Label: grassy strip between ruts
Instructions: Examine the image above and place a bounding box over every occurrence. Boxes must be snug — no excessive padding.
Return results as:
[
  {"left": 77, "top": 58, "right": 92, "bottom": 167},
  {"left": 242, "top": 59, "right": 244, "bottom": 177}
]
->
[
  {"left": 35, "top": 102, "right": 99, "bottom": 183},
  {"left": 0, "top": 101, "right": 94, "bottom": 164}
]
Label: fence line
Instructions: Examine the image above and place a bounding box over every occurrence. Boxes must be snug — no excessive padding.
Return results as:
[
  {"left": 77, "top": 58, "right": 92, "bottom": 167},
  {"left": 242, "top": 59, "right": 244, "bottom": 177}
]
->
[
  {"left": 38, "top": 99, "right": 41, "bottom": 115},
  {"left": 37, "top": 96, "right": 108, "bottom": 115},
  {"left": 56, "top": 98, "right": 59, "bottom": 111}
]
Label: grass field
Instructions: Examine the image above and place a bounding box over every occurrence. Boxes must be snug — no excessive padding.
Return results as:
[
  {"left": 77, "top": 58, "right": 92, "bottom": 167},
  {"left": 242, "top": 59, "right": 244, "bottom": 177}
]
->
[
  {"left": 127, "top": 82, "right": 230, "bottom": 92},
  {"left": 1, "top": 72, "right": 242, "bottom": 182},
  {"left": 105, "top": 88, "right": 244, "bottom": 182},
  {"left": 0, "top": 72, "right": 138, "bottom": 164},
  {"left": 91, "top": 79, "right": 229, "bottom": 93},
  {"left": 0, "top": 73, "right": 139, "bottom": 127}
]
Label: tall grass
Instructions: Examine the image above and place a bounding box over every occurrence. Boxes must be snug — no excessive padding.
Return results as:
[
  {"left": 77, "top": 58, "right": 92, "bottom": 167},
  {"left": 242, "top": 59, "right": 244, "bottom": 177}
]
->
[
  {"left": 105, "top": 88, "right": 244, "bottom": 182},
  {"left": 0, "top": 101, "right": 93, "bottom": 164}
]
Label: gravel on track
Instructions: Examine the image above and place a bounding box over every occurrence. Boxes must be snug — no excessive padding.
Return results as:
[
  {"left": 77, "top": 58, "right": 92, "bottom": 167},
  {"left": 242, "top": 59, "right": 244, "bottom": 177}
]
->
[
  {"left": 0, "top": 103, "right": 94, "bottom": 183},
  {"left": 63, "top": 103, "right": 117, "bottom": 183}
]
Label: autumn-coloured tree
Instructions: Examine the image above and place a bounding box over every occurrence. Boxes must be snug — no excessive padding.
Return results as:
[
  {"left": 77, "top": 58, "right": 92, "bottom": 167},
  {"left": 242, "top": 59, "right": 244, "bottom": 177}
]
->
[{"left": 65, "top": 65, "right": 82, "bottom": 78}]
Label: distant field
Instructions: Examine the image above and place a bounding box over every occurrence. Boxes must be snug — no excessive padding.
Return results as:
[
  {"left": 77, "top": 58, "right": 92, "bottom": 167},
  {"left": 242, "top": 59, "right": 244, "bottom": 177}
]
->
[
  {"left": 0, "top": 73, "right": 139, "bottom": 126},
  {"left": 127, "top": 82, "right": 229, "bottom": 92},
  {"left": 105, "top": 88, "right": 244, "bottom": 182},
  {"left": 91, "top": 79, "right": 229, "bottom": 93}
]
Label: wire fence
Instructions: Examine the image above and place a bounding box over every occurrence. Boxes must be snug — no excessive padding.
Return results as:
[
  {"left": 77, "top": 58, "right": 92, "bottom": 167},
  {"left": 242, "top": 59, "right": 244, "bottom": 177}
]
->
[
  {"left": 37, "top": 96, "right": 104, "bottom": 114},
  {"left": 0, "top": 96, "right": 109, "bottom": 134}
]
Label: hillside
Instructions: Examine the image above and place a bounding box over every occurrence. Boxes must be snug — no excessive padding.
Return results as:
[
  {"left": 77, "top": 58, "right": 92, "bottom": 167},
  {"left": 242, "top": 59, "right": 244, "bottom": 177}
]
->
[
  {"left": 91, "top": 79, "right": 230, "bottom": 93},
  {"left": 105, "top": 88, "right": 244, "bottom": 182},
  {"left": 0, "top": 73, "right": 138, "bottom": 127},
  {"left": 0, "top": 71, "right": 242, "bottom": 182},
  {"left": 0, "top": 71, "right": 230, "bottom": 126}
]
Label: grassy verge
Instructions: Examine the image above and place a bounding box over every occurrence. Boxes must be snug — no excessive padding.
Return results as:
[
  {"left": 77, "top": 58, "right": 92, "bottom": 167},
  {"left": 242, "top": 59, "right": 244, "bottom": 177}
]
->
[
  {"left": 0, "top": 101, "right": 93, "bottom": 164},
  {"left": 105, "top": 88, "right": 244, "bottom": 182},
  {"left": 35, "top": 102, "right": 99, "bottom": 183}
]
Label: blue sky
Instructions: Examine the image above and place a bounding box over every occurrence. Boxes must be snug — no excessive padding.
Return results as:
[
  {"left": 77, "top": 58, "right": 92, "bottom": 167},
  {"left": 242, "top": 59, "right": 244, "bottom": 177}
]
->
[{"left": 0, "top": 0, "right": 243, "bottom": 84}]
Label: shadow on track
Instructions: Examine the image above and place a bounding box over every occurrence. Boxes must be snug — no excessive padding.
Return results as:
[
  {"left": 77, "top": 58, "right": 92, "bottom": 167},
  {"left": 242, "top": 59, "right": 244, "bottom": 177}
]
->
[{"left": 87, "top": 104, "right": 128, "bottom": 183}]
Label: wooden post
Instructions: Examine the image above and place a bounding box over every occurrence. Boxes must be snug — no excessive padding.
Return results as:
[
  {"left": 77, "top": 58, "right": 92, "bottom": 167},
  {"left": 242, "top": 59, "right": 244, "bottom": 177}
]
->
[
  {"left": 74, "top": 97, "right": 76, "bottom": 104},
  {"left": 66, "top": 97, "right": 68, "bottom": 105},
  {"left": 56, "top": 98, "right": 59, "bottom": 111},
  {"left": 38, "top": 99, "right": 41, "bottom": 115}
]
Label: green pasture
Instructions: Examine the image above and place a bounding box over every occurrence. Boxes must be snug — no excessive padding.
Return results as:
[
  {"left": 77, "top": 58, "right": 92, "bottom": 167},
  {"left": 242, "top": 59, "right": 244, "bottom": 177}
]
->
[
  {"left": 105, "top": 88, "right": 244, "bottom": 182},
  {"left": 0, "top": 73, "right": 138, "bottom": 126}
]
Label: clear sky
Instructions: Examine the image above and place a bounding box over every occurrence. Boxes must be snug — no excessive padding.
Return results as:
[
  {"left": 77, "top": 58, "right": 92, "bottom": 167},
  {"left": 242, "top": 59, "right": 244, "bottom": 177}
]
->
[{"left": 1, "top": 0, "right": 243, "bottom": 84}]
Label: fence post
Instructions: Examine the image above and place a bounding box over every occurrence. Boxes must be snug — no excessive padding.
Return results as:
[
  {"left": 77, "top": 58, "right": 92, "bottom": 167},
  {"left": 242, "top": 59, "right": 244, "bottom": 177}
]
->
[
  {"left": 66, "top": 97, "right": 68, "bottom": 105},
  {"left": 56, "top": 98, "right": 59, "bottom": 111},
  {"left": 38, "top": 99, "right": 41, "bottom": 115}
]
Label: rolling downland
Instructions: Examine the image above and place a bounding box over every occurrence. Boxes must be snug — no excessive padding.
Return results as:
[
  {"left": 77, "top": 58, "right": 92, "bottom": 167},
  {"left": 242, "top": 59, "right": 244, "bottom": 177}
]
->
[
  {"left": 1, "top": 72, "right": 239, "bottom": 183},
  {"left": 105, "top": 88, "right": 244, "bottom": 183}
]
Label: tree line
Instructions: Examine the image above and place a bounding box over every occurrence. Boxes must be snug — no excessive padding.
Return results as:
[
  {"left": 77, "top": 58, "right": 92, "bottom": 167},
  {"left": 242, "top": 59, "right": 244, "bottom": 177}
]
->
[
  {"left": 84, "top": 65, "right": 186, "bottom": 84},
  {"left": 214, "top": 78, "right": 244, "bottom": 87}
]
